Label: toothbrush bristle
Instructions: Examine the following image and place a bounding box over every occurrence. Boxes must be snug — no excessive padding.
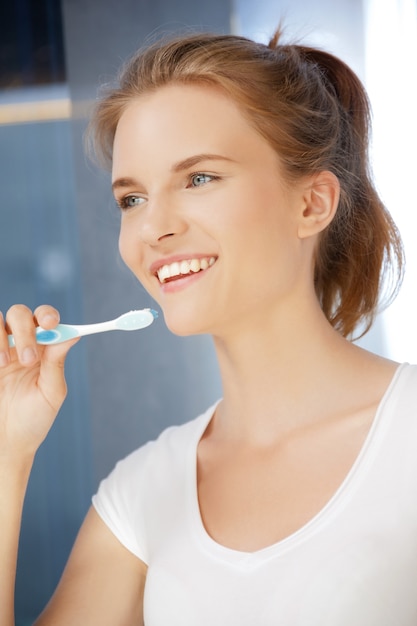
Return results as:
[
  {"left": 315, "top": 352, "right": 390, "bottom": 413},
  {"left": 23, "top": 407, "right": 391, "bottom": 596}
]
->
[{"left": 116, "top": 308, "right": 158, "bottom": 331}]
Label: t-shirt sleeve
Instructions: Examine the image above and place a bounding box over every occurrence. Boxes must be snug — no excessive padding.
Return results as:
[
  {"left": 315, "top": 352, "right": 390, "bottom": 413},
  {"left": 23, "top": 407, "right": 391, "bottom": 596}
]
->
[
  {"left": 91, "top": 409, "right": 214, "bottom": 568},
  {"left": 92, "top": 441, "right": 154, "bottom": 564}
]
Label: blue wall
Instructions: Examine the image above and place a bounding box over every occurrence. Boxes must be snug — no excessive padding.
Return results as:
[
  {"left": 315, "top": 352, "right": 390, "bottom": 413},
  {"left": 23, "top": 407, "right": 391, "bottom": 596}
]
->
[{"left": 0, "top": 119, "right": 93, "bottom": 621}]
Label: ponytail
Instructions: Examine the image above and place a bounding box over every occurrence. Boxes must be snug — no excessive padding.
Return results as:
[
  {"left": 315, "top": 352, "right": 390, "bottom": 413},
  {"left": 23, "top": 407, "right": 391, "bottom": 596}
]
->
[{"left": 282, "top": 41, "right": 404, "bottom": 337}]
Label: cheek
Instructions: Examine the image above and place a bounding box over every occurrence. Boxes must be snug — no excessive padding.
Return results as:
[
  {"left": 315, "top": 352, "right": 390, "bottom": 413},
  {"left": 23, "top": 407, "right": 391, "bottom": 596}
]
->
[
  {"left": 118, "top": 227, "right": 141, "bottom": 274},
  {"left": 118, "top": 229, "right": 130, "bottom": 265}
]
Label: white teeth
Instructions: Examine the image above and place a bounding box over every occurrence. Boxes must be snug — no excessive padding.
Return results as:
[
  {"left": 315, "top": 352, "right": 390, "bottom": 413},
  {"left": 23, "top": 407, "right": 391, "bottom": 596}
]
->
[
  {"left": 180, "top": 260, "right": 190, "bottom": 274},
  {"left": 170, "top": 261, "right": 180, "bottom": 276},
  {"left": 156, "top": 257, "right": 216, "bottom": 283},
  {"left": 158, "top": 265, "right": 171, "bottom": 282}
]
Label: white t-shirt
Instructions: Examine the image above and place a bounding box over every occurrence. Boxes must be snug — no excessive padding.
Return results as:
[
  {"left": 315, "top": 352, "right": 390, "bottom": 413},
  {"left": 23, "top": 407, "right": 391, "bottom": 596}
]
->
[{"left": 93, "top": 362, "right": 417, "bottom": 625}]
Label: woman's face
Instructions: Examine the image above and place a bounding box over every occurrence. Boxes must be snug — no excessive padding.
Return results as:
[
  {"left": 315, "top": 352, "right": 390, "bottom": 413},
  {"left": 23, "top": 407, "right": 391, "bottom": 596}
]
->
[{"left": 112, "top": 83, "right": 314, "bottom": 337}]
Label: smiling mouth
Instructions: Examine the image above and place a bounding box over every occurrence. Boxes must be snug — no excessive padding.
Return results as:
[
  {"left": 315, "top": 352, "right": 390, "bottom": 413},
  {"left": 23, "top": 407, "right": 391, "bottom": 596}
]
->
[{"left": 156, "top": 256, "right": 216, "bottom": 284}]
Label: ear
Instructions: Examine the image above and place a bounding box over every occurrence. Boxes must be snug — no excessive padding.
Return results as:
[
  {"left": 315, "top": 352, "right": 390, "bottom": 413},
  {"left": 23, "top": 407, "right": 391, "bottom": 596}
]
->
[{"left": 297, "top": 170, "right": 340, "bottom": 239}]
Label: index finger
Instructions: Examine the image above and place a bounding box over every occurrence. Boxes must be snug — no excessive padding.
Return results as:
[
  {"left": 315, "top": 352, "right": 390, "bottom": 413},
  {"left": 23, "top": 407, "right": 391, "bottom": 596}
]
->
[{"left": 4, "top": 304, "right": 39, "bottom": 365}]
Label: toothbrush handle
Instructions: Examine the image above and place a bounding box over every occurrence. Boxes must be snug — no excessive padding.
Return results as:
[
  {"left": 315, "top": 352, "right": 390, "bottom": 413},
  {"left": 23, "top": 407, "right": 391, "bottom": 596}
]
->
[
  {"left": 8, "top": 318, "right": 120, "bottom": 346},
  {"left": 8, "top": 324, "right": 81, "bottom": 347},
  {"left": 7, "top": 310, "right": 156, "bottom": 346}
]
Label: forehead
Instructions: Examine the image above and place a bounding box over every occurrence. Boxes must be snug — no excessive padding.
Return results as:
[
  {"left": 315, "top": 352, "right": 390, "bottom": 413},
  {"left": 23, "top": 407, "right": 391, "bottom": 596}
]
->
[
  {"left": 112, "top": 83, "right": 271, "bottom": 173},
  {"left": 116, "top": 82, "right": 248, "bottom": 135}
]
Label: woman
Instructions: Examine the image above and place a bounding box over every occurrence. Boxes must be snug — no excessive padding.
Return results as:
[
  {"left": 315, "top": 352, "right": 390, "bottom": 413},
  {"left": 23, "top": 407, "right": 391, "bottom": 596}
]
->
[{"left": 1, "top": 30, "right": 415, "bottom": 625}]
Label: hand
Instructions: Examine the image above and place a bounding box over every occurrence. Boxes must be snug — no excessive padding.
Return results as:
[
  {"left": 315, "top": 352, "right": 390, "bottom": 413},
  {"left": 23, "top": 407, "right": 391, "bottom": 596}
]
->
[{"left": 0, "top": 304, "right": 79, "bottom": 460}]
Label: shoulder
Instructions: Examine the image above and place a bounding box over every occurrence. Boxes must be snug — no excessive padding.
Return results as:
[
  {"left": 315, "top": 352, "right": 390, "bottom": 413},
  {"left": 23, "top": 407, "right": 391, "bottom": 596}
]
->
[
  {"left": 94, "top": 401, "right": 217, "bottom": 499},
  {"left": 91, "top": 402, "right": 218, "bottom": 561},
  {"left": 117, "top": 401, "right": 216, "bottom": 474},
  {"left": 387, "top": 363, "right": 417, "bottom": 402},
  {"left": 378, "top": 363, "right": 417, "bottom": 434}
]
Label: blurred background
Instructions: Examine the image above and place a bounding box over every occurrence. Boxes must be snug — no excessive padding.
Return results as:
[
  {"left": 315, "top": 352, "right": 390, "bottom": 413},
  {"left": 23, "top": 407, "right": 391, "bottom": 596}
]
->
[{"left": 0, "top": 0, "right": 415, "bottom": 622}]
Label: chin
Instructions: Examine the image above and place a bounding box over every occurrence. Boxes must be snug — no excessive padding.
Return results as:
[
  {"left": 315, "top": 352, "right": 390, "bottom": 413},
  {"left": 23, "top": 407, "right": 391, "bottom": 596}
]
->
[
  {"left": 163, "top": 318, "right": 206, "bottom": 337},
  {"left": 160, "top": 307, "right": 211, "bottom": 337}
]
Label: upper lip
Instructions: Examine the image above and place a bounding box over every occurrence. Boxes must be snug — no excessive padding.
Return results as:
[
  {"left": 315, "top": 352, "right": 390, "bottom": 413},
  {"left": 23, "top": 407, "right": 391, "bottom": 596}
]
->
[{"left": 149, "top": 253, "right": 217, "bottom": 276}]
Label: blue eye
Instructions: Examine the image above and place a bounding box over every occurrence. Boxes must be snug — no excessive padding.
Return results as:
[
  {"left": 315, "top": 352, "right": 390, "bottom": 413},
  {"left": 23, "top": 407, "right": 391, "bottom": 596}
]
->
[
  {"left": 118, "top": 195, "right": 146, "bottom": 210},
  {"left": 190, "top": 173, "right": 214, "bottom": 187}
]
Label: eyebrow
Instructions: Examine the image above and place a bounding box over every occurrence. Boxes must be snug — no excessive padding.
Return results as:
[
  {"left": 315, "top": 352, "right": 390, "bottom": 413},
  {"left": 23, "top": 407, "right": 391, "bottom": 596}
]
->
[
  {"left": 112, "top": 177, "right": 139, "bottom": 193},
  {"left": 112, "top": 153, "right": 234, "bottom": 192},
  {"left": 171, "top": 153, "right": 235, "bottom": 173}
]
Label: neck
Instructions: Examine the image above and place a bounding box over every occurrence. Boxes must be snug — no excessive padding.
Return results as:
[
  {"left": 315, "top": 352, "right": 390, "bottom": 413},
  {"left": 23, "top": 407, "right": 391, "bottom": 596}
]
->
[{"left": 211, "top": 299, "right": 359, "bottom": 445}]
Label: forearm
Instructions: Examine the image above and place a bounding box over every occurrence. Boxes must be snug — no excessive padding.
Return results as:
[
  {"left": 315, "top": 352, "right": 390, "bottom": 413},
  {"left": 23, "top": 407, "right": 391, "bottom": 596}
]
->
[{"left": 0, "top": 455, "right": 34, "bottom": 626}]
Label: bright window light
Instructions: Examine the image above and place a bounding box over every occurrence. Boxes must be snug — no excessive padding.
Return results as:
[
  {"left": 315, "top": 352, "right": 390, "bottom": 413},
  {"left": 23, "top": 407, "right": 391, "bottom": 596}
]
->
[{"left": 364, "top": 0, "right": 417, "bottom": 361}]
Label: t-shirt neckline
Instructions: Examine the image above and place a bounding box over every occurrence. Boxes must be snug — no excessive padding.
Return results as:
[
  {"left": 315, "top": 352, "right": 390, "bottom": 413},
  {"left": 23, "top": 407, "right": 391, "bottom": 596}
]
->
[{"left": 187, "top": 362, "right": 408, "bottom": 566}]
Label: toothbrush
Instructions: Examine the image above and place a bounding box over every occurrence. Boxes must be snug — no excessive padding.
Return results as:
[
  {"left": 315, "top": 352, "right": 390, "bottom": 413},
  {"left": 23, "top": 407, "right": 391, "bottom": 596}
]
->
[{"left": 7, "top": 308, "right": 158, "bottom": 347}]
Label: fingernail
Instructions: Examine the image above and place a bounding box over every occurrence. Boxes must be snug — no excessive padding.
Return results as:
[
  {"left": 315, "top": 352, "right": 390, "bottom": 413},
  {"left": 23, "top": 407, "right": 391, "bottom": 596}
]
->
[
  {"left": 0, "top": 351, "right": 9, "bottom": 367},
  {"left": 22, "top": 347, "right": 37, "bottom": 364},
  {"left": 42, "top": 314, "right": 59, "bottom": 326}
]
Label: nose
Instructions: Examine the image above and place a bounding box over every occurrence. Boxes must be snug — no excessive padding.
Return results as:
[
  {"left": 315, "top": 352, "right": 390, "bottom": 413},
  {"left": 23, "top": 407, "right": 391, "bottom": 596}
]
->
[{"left": 132, "top": 196, "right": 188, "bottom": 246}]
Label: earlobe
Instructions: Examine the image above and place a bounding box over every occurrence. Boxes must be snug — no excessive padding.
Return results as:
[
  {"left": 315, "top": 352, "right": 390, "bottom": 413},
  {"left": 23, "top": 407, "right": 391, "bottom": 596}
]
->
[{"left": 297, "top": 171, "right": 340, "bottom": 239}]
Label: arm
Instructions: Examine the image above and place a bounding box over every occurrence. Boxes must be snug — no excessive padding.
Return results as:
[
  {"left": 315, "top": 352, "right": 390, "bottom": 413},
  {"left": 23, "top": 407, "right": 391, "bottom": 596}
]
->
[
  {"left": 1, "top": 479, "right": 146, "bottom": 625},
  {"left": 0, "top": 305, "right": 77, "bottom": 625},
  {"left": 0, "top": 455, "right": 33, "bottom": 625},
  {"left": 35, "top": 506, "right": 147, "bottom": 625},
  {"left": 0, "top": 305, "right": 147, "bottom": 624}
]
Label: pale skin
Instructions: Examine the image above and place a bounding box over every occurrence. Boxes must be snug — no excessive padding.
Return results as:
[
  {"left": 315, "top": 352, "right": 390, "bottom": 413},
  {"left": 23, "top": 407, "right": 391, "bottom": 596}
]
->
[{"left": 0, "top": 83, "right": 398, "bottom": 624}]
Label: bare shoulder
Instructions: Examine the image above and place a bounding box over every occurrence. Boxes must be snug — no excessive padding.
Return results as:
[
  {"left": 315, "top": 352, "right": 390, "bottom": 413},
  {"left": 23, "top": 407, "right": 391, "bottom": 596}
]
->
[{"left": 35, "top": 506, "right": 147, "bottom": 625}]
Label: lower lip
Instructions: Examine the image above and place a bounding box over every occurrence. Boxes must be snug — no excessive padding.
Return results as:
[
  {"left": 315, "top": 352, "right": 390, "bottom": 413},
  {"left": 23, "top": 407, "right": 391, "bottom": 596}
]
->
[{"left": 158, "top": 267, "right": 213, "bottom": 294}]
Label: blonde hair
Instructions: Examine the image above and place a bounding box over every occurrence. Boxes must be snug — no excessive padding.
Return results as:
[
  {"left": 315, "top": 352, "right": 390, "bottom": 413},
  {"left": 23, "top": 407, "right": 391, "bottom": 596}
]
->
[{"left": 87, "top": 31, "right": 404, "bottom": 338}]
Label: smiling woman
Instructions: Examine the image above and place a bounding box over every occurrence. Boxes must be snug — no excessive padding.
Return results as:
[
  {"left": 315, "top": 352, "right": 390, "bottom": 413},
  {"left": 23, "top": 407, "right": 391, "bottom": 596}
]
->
[
  {"left": 90, "top": 32, "right": 403, "bottom": 339},
  {"left": 1, "top": 28, "right": 417, "bottom": 626}
]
